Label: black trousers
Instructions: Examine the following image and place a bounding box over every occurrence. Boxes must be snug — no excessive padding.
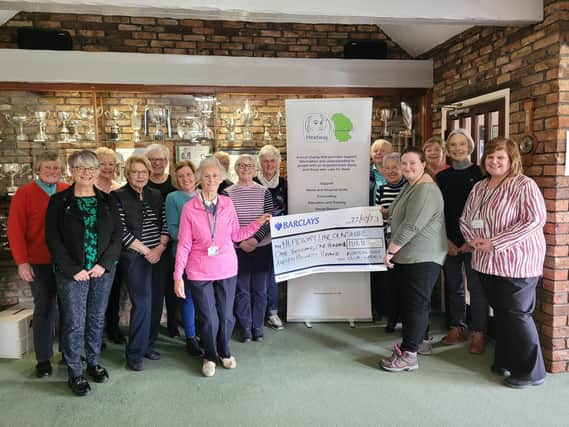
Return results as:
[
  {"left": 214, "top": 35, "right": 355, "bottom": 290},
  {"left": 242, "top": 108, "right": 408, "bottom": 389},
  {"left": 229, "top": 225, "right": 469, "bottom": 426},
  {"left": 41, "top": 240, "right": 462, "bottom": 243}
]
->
[
  {"left": 394, "top": 262, "right": 441, "bottom": 353},
  {"left": 105, "top": 260, "right": 124, "bottom": 335},
  {"left": 30, "top": 264, "right": 59, "bottom": 363},
  {"left": 479, "top": 273, "right": 546, "bottom": 381}
]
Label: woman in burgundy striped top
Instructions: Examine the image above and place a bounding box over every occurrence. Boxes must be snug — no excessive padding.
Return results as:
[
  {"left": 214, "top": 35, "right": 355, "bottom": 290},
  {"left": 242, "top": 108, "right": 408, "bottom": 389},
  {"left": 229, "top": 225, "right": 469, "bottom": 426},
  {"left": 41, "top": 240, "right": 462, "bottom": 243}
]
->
[{"left": 460, "top": 137, "right": 546, "bottom": 389}]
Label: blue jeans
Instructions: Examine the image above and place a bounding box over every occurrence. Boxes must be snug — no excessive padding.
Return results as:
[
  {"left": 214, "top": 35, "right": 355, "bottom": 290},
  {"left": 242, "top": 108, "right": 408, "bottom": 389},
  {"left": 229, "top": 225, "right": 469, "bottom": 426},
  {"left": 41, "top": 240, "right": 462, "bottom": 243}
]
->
[
  {"left": 266, "top": 270, "right": 279, "bottom": 316},
  {"left": 182, "top": 273, "right": 197, "bottom": 338},
  {"left": 56, "top": 268, "right": 115, "bottom": 378}
]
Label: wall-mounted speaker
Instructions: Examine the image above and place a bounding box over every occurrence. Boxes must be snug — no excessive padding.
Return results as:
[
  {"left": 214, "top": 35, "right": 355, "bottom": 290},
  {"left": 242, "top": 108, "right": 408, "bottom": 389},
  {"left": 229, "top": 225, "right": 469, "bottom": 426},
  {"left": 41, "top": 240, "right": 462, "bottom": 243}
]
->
[
  {"left": 17, "top": 28, "right": 72, "bottom": 51},
  {"left": 344, "top": 40, "right": 387, "bottom": 59}
]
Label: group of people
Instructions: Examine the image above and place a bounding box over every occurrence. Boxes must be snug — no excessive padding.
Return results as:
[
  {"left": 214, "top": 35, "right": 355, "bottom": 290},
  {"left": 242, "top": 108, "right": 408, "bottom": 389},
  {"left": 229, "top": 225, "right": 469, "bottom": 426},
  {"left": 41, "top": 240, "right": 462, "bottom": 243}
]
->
[
  {"left": 370, "top": 131, "right": 547, "bottom": 389},
  {"left": 6, "top": 128, "right": 547, "bottom": 394},
  {"left": 7, "top": 144, "right": 287, "bottom": 395}
]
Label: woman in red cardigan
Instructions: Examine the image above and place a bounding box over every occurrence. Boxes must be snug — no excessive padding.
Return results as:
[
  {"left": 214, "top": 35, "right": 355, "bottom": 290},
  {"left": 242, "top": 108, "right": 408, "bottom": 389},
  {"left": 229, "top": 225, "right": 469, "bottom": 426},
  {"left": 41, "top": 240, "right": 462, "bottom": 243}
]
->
[{"left": 7, "top": 151, "right": 69, "bottom": 378}]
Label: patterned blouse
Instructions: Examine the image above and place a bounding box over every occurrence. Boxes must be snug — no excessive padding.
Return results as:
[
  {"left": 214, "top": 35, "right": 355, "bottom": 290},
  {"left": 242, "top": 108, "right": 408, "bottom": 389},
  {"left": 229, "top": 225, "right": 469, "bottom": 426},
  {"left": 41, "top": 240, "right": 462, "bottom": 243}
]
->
[
  {"left": 459, "top": 174, "right": 546, "bottom": 278},
  {"left": 76, "top": 196, "right": 98, "bottom": 269}
]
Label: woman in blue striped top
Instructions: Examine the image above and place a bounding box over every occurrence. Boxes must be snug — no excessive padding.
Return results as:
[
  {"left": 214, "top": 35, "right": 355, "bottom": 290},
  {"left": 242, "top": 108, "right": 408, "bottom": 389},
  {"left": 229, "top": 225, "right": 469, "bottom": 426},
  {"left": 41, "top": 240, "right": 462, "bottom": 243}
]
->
[{"left": 226, "top": 154, "right": 274, "bottom": 342}]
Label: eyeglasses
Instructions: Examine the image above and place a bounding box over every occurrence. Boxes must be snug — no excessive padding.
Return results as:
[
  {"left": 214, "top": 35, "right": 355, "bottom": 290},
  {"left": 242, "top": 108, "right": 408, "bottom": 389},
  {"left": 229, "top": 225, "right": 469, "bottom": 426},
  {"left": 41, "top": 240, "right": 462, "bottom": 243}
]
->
[
  {"left": 129, "top": 170, "right": 149, "bottom": 176},
  {"left": 237, "top": 164, "right": 255, "bottom": 169},
  {"left": 99, "top": 162, "right": 116, "bottom": 167},
  {"left": 148, "top": 158, "right": 166, "bottom": 163},
  {"left": 73, "top": 166, "right": 98, "bottom": 174}
]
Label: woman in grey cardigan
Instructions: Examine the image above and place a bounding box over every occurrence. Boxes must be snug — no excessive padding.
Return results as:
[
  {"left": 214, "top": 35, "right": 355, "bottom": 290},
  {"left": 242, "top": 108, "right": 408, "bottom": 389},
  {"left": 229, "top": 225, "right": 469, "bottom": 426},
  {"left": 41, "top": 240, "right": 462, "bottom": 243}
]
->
[{"left": 380, "top": 146, "right": 447, "bottom": 372}]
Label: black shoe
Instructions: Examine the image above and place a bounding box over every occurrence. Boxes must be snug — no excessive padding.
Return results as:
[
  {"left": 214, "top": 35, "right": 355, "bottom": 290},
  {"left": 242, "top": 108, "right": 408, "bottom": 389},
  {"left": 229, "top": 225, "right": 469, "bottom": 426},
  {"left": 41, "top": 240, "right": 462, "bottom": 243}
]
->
[
  {"left": 126, "top": 360, "right": 144, "bottom": 371},
  {"left": 87, "top": 365, "right": 109, "bottom": 383},
  {"left": 35, "top": 360, "right": 52, "bottom": 378},
  {"left": 144, "top": 349, "right": 161, "bottom": 360},
  {"left": 167, "top": 327, "right": 181, "bottom": 338},
  {"left": 186, "top": 337, "right": 204, "bottom": 357},
  {"left": 108, "top": 330, "right": 126, "bottom": 345},
  {"left": 241, "top": 329, "right": 252, "bottom": 343},
  {"left": 491, "top": 365, "right": 511, "bottom": 377},
  {"left": 504, "top": 376, "right": 545, "bottom": 389},
  {"left": 252, "top": 328, "right": 264, "bottom": 342},
  {"left": 385, "top": 323, "right": 396, "bottom": 333},
  {"left": 68, "top": 376, "right": 91, "bottom": 396}
]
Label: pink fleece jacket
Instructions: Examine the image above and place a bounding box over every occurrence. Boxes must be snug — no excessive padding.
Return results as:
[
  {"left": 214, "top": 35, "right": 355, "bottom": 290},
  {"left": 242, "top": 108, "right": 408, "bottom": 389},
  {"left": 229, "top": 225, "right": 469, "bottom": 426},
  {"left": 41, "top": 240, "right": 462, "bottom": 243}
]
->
[{"left": 174, "top": 194, "right": 261, "bottom": 281}]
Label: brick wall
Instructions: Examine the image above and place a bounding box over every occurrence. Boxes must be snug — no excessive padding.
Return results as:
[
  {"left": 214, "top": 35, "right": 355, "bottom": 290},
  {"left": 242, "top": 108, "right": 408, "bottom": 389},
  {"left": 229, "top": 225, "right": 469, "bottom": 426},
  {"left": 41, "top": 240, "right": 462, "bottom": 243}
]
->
[
  {"left": 426, "top": 0, "right": 569, "bottom": 372},
  {"left": 0, "top": 12, "right": 409, "bottom": 59}
]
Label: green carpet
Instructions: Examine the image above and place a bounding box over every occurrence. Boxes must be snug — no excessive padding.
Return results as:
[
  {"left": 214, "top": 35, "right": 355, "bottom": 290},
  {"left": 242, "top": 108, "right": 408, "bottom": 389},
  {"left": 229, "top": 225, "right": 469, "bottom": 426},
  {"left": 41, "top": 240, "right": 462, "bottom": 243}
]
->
[{"left": 1, "top": 319, "right": 568, "bottom": 427}]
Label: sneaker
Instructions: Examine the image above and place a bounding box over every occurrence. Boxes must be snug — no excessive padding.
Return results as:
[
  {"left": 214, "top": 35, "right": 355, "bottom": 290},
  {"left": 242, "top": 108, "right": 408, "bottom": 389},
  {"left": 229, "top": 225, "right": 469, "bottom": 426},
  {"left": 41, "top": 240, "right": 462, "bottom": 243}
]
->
[
  {"left": 68, "top": 375, "right": 91, "bottom": 396},
  {"left": 417, "top": 338, "right": 433, "bottom": 356},
  {"left": 86, "top": 364, "right": 109, "bottom": 383},
  {"left": 441, "top": 326, "right": 467, "bottom": 345},
  {"left": 381, "top": 345, "right": 418, "bottom": 372},
  {"left": 504, "top": 376, "right": 545, "bottom": 389},
  {"left": 202, "top": 360, "right": 216, "bottom": 377},
  {"left": 491, "top": 365, "right": 511, "bottom": 377},
  {"left": 267, "top": 314, "right": 284, "bottom": 330},
  {"left": 469, "top": 331, "right": 485, "bottom": 354},
  {"left": 220, "top": 356, "right": 237, "bottom": 369}
]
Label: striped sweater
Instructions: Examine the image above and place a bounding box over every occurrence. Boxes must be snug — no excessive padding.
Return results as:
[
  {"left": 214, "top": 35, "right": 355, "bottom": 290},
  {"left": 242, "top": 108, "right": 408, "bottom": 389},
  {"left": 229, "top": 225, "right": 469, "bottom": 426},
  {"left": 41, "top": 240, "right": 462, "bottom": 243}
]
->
[
  {"left": 459, "top": 174, "right": 546, "bottom": 278},
  {"left": 226, "top": 182, "right": 273, "bottom": 247}
]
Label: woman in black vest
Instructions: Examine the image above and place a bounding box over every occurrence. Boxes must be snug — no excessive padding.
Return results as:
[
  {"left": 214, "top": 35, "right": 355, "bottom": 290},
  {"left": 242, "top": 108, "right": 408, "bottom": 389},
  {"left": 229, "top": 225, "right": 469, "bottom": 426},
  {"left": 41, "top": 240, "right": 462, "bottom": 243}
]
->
[{"left": 112, "top": 156, "right": 169, "bottom": 372}]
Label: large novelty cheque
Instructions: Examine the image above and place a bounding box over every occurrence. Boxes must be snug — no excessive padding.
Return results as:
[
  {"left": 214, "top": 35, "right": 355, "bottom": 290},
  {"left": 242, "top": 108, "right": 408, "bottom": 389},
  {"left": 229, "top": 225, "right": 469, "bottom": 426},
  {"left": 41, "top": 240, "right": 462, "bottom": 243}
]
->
[{"left": 270, "top": 206, "right": 386, "bottom": 282}]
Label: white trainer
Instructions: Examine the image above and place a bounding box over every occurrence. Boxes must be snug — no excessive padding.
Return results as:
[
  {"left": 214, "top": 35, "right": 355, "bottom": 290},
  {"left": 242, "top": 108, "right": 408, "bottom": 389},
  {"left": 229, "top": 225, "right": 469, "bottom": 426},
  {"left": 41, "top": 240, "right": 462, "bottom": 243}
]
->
[
  {"left": 221, "top": 356, "right": 237, "bottom": 369},
  {"left": 267, "top": 314, "right": 284, "bottom": 330},
  {"left": 202, "top": 360, "right": 216, "bottom": 377}
]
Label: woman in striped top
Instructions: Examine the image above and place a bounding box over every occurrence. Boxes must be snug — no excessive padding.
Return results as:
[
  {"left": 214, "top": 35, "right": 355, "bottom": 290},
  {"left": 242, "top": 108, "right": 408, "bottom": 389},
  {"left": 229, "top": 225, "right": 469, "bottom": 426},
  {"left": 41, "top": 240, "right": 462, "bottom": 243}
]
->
[
  {"left": 373, "top": 152, "right": 406, "bottom": 331},
  {"left": 226, "top": 154, "right": 274, "bottom": 342},
  {"left": 112, "top": 156, "right": 169, "bottom": 372},
  {"left": 460, "top": 138, "right": 546, "bottom": 389}
]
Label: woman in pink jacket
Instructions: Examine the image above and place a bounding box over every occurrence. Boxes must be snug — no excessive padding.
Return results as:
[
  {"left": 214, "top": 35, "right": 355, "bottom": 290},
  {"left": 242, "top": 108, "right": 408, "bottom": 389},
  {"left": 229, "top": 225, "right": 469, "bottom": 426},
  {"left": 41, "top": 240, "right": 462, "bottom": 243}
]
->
[{"left": 173, "top": 157, "right": 271, "bottom": 378}]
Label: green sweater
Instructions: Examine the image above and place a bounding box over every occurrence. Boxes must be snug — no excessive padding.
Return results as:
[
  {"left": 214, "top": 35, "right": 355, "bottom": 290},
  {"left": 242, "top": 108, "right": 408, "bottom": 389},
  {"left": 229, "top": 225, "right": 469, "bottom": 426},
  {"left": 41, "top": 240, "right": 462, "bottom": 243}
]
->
[{"left": 388, "top": 181, "right": 447, "bottom": 265}]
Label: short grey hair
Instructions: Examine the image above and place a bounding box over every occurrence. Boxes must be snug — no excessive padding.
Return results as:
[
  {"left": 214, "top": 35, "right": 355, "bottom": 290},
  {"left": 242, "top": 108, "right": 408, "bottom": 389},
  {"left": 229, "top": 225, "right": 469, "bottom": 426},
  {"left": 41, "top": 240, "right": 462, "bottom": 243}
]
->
[
  {"left": 35, "top": 150, "right": 64, "bottom": 172},
  {"left": 195, "top": 157, "right": 227, "bottom": 181},
  {"left": 234, "top": 154, "right": 257, "bottom": 173},
  {"left": 446, "top": 128, "right": 475, "bottom": 155},
  {"left": 258, "top": 144, "right": 281, "bottom": 163},
  {"left": 383, "top": 152, "right": 401, "bottom": 168},
  {"left": 144, "top": 143, "right": 170, "bottom": 162},
  {"left": 68, "top": 150, "right": 99, "bottom": 170}
]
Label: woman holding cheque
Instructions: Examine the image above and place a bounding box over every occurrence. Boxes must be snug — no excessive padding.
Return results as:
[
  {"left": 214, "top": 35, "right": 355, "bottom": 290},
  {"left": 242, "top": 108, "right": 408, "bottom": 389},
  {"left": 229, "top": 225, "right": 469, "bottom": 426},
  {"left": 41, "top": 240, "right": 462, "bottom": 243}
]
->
[
  {"left": 173, "top": 157, "right": 271, "bottom": 377},
  {"left": 460, "top": 138, "right": 546, "bottom": 389}
]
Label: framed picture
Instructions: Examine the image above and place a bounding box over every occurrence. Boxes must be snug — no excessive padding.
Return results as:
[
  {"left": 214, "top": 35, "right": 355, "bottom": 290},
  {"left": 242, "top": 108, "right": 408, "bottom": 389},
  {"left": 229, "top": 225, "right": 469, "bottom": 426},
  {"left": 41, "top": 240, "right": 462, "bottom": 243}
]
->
[{"left": 176, "top": 143, "right": 211, "bottom": 164}]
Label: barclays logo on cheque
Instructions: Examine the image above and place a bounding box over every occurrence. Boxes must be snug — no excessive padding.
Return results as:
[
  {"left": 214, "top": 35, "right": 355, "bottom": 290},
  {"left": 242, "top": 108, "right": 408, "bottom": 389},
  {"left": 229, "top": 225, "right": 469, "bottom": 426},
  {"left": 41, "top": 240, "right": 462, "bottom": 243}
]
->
[{"left": 274, "top": 217, "right": 320, "bottom": 231}]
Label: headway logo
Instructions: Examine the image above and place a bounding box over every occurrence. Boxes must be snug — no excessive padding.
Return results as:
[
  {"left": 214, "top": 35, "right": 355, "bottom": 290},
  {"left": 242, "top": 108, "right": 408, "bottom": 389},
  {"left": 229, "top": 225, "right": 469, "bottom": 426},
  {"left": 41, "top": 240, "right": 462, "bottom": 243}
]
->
[
  {"left": 274, "top": 217, "right": 320, "bottom": 231},
  {"left": 303, "top": 112, "right": 353, "bottom": 143}
]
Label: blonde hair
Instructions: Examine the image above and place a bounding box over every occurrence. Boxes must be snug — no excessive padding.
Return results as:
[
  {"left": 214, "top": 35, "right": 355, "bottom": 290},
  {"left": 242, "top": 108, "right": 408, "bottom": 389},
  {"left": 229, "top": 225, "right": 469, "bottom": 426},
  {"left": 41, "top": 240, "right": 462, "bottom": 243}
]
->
[
  {"left": 370, "top": 139, "right": 393, "bottom": 157},
  {"left": 125, "top": 155, "right": 152, "bottom": 176},
  {"left": 422, "top": 136, "right": 444, "bottom": 152},
  {"left": 95, "top": 147, "right": 116, "bottom": 159}
]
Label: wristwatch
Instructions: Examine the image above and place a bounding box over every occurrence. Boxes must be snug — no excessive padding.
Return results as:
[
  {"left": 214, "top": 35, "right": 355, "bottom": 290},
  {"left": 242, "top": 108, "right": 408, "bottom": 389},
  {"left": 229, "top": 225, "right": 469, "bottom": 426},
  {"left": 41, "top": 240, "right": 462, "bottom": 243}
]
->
[{"left": 387, "top": 251, "right": 396, "bottom": 256}]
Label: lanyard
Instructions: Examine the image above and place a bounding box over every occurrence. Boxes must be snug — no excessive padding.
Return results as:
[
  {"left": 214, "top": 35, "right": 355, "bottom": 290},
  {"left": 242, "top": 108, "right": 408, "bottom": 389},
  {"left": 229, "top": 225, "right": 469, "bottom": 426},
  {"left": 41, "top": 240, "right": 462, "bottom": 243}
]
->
[{"left": 200, "top": 193, "right": 218, "bottom": 243}]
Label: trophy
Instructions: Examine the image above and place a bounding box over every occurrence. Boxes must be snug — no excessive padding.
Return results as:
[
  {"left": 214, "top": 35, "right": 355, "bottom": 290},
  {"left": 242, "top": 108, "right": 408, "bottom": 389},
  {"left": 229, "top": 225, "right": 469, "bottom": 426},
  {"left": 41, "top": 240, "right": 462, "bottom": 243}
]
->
[
  {"left": 130, "top": 104, "right": 142, "bottom": 143},
  {"left": 195, "top": 96, "right": 215, "bottom": 142},
  {"left": 237, "top": 99, "right": 258, "bottom": 142},
  {"left": 262, "top": 116, "right": 272, "bottom": 142},
  {"left": 104, "top": 108, "right": 125, "bottom": 141},
  {"left": 177, "top": 116, "right": 201, "bottom": 141},
  {"left": 396, "top": 102, "right": 415, "bottom": 150},
  {"left": 78, "top": 106, "right": 101, "bottom": 141},
  {"left": 70, "top": 119, "right": 83, "bottom": 142},
  {"left": 33, "top": 112, "right": 50, "bottom": 142},
  {"left": 223, "top": 117, "right": 237, "bottom": 142},
  {"left": 146, "top": 106, "right": 171, "bottom": 141},
  {"left": 4, "top": 113, "right": 31, "bottom": 142},
  {"left": 57, "top": 111, "right": 72, "bottom": 143},
  {"left": 1, "top": 163, "right": 31, "bottom": 195},
  {"left": 276, "top": 109, "right": 284, "bottom": 141},
  {"left": 374, "top": 108, "right": 398, "bottom": 137}
]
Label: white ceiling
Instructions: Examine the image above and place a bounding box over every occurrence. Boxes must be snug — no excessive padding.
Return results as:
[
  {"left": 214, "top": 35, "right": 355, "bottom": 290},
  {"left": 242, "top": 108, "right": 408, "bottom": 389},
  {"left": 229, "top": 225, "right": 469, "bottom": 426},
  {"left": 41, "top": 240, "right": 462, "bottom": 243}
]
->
[{"left": 0, "top": 0, "right": 543, "bottom": 57}]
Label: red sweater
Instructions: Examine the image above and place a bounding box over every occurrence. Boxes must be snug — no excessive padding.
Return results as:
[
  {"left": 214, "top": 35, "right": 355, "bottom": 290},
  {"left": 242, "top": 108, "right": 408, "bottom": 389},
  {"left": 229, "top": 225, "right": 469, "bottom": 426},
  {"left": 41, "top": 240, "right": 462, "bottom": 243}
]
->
[{"left": 7, "top": 181, "right": 69, "bottom": 265}]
